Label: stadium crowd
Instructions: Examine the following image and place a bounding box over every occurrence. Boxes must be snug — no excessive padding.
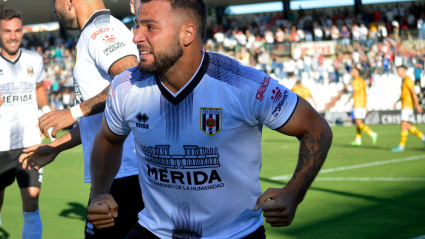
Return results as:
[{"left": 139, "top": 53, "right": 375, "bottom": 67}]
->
[
  {"left": 21, "top": 34, "right": 77, "bottom": 111},
  {"left": 203, "top": 2, "right": 425, "bottom": 84},
  {"left": 20, "top": 2, "right": 425, "bottom": 109}
]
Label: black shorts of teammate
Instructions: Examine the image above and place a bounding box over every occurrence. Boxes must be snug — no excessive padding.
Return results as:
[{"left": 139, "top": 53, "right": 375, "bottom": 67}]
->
[
  {"left": 125, "top": 223, "right": 266, "bottom": 239},
  {"left": 0, "top": 148, "right": 42, "bottom": 191},
  {"left": 85, "top": 175, "right": 144, "bottom": 239}
]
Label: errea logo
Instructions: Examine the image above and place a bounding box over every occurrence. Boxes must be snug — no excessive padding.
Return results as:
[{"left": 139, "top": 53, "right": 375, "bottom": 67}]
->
[{"left": 136, "top": 113, "right": 149, "bottom": 129}]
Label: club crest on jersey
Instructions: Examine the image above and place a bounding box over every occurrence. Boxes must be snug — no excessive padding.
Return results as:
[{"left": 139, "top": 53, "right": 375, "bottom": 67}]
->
[
  {"left": 200, "top": 108, "right": 222, "bottom": 136},
  {"left": 27, "top": 66, "right": 34, "bottom": 77}
]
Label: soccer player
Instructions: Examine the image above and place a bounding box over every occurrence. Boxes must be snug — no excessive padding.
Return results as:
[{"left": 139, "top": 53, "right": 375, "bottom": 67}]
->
[
  {"left": 391, "top": 65, "right": 425, "bottom": 152},
  {"left": 347, "top": 67, "right": 378, "bottom": 146},
  {"left": 85, "top": 1, "right": 332, "bottom": 238},
  {"left": 291, "top": 80, "right": 317, "bottom": 109},
  {"left": 20, "top": 0, "right": 143, "bottom": 238},
  {"left": 0, "top": 8, "right": 49, "bottom": 239}
]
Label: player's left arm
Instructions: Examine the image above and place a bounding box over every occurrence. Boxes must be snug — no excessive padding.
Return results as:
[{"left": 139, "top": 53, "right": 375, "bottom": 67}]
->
[{"left": 254, "top": 97, "right": 333, "bottom": 227}]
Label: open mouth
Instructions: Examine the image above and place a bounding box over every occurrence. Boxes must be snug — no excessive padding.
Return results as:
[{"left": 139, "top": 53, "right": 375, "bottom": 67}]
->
[{"left": 140, "top": 51, "right": 152, "bottom": 57}]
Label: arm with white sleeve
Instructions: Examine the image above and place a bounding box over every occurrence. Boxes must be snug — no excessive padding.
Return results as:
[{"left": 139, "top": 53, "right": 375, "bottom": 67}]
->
[
  {"left": 38, "top": 27, "right": 138, "bottom": 138},
  {"left": 87, "top": 80, "right": 131, "bottom": 229}
]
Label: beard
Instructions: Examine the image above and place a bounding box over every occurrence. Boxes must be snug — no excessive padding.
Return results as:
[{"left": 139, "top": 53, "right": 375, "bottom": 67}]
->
[
  {"left": 0, "top": 38, "right": 20, "bottom": 56},
  {"left": 138, "top": 35, "right": 183, "bottom": 77},
  {"left": 56, "top": 12, "right": 78, "bottom": 30}
]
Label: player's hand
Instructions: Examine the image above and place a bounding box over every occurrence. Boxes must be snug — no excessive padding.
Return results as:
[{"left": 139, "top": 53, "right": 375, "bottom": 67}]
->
[
  {"left": 19, "top": 144, "right": 59, "bottom": 171},
  {"left": 417, "top": 107, "right": 423, "bottom": 114},
  {"left": 87, "top": 194, "right": 118, "bottom": 229},
  {"left": 253, "top": 188, "right": 301, "bottom": 227},
  {"left": 39, "top": 109, "right": 76, "bottom": 138},
  {"left": 393, "top": 103, "right": 397, "bottom": 109},
  {"left": 0, "top": 93, "right": 3, "bottom": 107}
]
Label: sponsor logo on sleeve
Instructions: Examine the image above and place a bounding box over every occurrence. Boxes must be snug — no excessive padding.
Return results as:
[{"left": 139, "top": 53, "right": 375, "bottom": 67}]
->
[
  {"left": 102, "top": 35, "right": 115, "bottom": 44},
  {"left": 255, "top": 76, "right": 271, "bottom": 101},
  {"left": 271, "top": 89, "right": 289, "bottom": 118},
  {"left": 91, "top": 28, "right": 112, "bottom": 40},
  {"left": 271, "top": 86, "right": 283, "bottom": 104},
  {"left": 103, "top": 42, "right": 125, "bottom": 56}
]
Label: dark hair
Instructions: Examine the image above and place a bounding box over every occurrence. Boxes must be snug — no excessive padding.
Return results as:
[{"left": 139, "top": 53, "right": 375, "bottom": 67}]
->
[
  {"left": 141, "top": 0, "right": 207, "bottom": 39},
  {"left": 396, "top": 65, "right": 407, "bottom": 69},
  {"left": 0, "top": 8, "right": 22, "bottom": 21}
]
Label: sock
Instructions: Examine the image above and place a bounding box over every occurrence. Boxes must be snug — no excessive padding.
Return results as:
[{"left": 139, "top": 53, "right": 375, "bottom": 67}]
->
[
  {"left": 409, "top": 126, "right": 425, "bottom": 140},
  {"left": 356, "top": 128, "right": 361, "bottom": 141},
  {"left": 22, "top": 209, "right": 42, "bottom": 239},
  {"left": 359, "top": 123, "right": 373, "bottom": 136},
  {"left": 399, "top": 130, "right": 408, "bottom": 148}
]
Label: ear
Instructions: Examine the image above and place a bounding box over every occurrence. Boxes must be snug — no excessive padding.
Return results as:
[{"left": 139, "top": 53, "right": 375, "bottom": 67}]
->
[
  {"left": 68, "top": 0, "right": 75, "bottom": 11},
  {"left": 130, "top": 0, "right": 136, "bottom": 15},
  {"left": 181, "top": 23, "right": 197, "bottom": 47}
]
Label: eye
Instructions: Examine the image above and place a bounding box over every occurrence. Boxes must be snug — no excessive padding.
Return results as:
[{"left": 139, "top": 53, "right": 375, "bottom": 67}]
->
[{"left": 148, "top": 25, "right": 155, "bottom": 30}]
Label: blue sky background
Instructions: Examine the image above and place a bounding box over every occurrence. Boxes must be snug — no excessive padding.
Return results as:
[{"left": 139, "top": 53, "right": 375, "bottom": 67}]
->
[{"left": 227, "top": 0, "right": 420, "bottom": 15}]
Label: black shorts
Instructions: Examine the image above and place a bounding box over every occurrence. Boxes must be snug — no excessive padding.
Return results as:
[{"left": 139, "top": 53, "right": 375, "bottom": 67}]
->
[
  {"left": 0, "top": 148, "right": 42, "bottom": 191},
  {"left": 125, "top": 223, "right": 266, "bottom": 239},
  {"left": 85, "top": 175, "right": 144, "bottom": 239}
]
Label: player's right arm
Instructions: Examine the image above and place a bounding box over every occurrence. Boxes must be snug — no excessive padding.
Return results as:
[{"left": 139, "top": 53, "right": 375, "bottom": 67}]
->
[
  {"left": 19, "top": 124, "right": 82, "bottom": 171},
  {"left": 87, "top": 74, "right": 132, "bottom": 229},
  {"left": 87, "top": 116, "right": 128, "bottom": 229}
]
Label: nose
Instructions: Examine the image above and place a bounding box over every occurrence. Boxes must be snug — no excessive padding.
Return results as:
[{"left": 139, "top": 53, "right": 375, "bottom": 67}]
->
[{"left": 133, "top": 27, "right": 147, "bottom": 45}]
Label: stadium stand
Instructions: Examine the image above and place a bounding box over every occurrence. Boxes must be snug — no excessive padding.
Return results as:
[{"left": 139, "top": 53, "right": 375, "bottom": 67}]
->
[{"left": 19, "top": 1, "right": 425, "bottom": 114}]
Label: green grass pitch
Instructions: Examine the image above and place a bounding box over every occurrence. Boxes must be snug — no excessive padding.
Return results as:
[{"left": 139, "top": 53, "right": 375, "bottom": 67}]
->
[{"left": 1, "top": 124, "right": 425, "bottom": 239}]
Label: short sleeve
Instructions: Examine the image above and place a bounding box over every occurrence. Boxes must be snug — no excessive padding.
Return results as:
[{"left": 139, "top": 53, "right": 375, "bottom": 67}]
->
[
  {"left": 104, "top": 76, "right": 131, "bottom": 136},
  {"left": 243, "top": 76, "right": 299, "bottom": 130},
  {"left": 89, "top": 26, "right": 138, "bottom": 79},
  {"left": 405, "top": 77, "right": 415, "bottom": 90},
  {"left": 35, "top": 54, "right": 45, "bottom": 84}
]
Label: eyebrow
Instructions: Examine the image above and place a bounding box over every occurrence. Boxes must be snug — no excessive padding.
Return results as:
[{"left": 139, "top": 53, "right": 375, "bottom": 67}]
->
[{"left": 138, "top": 19, "right": 160, "bottom": 25}]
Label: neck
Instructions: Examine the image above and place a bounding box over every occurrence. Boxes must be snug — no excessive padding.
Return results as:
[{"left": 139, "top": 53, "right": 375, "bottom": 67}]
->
[
  {"left": 76, "top": 1, "right": 106, "bottom": 31},
  {"left": 1, "top": 48, "right": 20, "bottom": 61},
  {"left": 161, "top": 45, "right": 204, "bottom": 94}
]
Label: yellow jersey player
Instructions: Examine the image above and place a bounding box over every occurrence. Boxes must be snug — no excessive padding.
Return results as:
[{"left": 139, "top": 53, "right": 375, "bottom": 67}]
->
[
  {"left": 347, "top": 67, "right": 378, "bottom": 146},
  {"left": 391, "top": 65, "right": 425, "bottom": 152},
  {"left": 291, "top": 80, "right": 317, "bottom": 109}
]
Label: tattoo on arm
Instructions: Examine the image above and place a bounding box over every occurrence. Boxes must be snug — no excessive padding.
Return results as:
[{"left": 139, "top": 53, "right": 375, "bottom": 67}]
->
[
  {"left": 80, "top": 86, "right": 109, "bottom": 116},
  {"left": 293, "top": 132, "right": 331, "bottom": 196}
]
